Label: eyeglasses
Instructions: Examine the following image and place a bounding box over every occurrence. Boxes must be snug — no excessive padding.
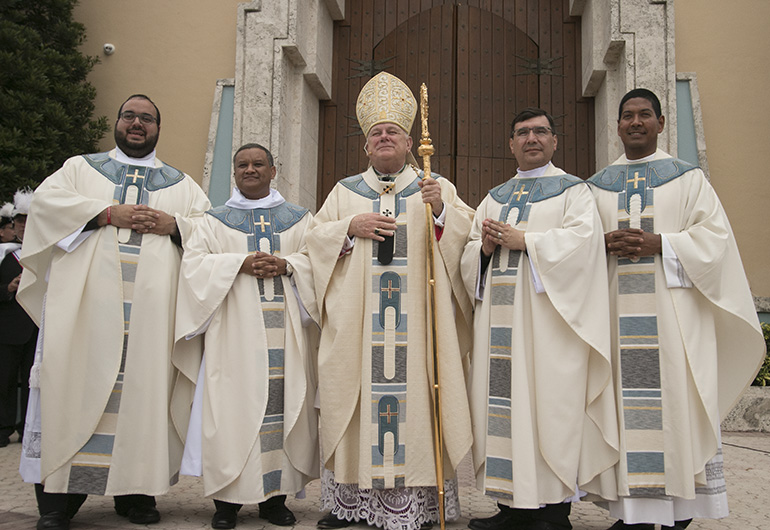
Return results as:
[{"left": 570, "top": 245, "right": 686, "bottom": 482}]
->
[
  {"left": 512, "top": 126, "right": 554, "bottom": 138},
  {"left": 119, "top": 111, "right": 158, "bottom": 125}
]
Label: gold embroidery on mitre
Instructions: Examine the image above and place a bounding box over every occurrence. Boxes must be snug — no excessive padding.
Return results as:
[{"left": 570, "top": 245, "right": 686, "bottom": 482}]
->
[{"left": 356, "top": 72, "right": 417, "bottom": 137}]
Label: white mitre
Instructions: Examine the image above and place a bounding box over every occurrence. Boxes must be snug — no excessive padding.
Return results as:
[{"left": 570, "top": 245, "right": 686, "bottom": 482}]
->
[{"left": 356, "top": 71, "right": 417, "bottom": 136}]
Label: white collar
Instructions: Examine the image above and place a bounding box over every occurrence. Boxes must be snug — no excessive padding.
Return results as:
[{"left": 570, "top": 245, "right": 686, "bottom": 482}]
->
[
  {"left": 623, "top": 152, "right": 657, "bottom": 164},
  {"left": 516, "top": 162, "right": 553, "bottom": 178},
  {"left": 225, "top": 187, "right": 285, "bottom": 209},
  {"left": 113, "top": 146, "right": 157, "bottom": 167}
]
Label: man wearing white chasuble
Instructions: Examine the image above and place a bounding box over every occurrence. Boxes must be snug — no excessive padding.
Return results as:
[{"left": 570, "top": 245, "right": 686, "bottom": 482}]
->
[
  {"left": 173, "top": 143, "right": 319, "bottom": 529},
  {"left": 588, "top": 88, "right": 765, "bottom": 530},
  {"left": 463, "top": 108, "right": 619, "bottom": 530},
  {"left": 16, "top": 95, "right": 210, "bottom": 530},
  {"left": 307, "top": 72, "right": 474, "bottom": 530}
]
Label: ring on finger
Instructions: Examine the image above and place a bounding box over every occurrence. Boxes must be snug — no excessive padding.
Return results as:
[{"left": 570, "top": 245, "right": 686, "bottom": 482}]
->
[
  {"left": 374, "top": 228, "right": 380, "bottom": 235},
  {"left": 498, "top": 231, "right": 502, "bottom": 239}
]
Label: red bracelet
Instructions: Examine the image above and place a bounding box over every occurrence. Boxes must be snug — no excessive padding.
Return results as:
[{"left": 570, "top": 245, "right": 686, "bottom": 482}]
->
[{"left": 106, "top": 206, "right": 112, "bottom": 225}]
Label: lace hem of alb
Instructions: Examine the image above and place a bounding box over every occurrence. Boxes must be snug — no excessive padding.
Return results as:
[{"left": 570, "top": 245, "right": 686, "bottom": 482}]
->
[{"left": 320, "top": 468, "right": 460, "bottom": 530}]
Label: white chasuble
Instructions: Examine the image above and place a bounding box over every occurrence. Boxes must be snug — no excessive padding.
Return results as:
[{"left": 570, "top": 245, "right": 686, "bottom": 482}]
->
[
  {"left": 588, "top": 150, "right": 765, "bottom": 524},
  {"left": 462, "top": 164, "right": 619, "bottom": 508},
  {"left": 173, "top": 201, "right": 319, "bottom": 504},
  {"left": 17, "top": 151, "right": 210, "bottom": 495},
  {"left": 307, "top": 165, "right": 474, "bottom": 489}
]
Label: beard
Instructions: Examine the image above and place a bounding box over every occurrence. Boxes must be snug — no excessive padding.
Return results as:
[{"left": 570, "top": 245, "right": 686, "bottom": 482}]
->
[{"left": 114, "top": 123, "right": 159, "bottom": 158}]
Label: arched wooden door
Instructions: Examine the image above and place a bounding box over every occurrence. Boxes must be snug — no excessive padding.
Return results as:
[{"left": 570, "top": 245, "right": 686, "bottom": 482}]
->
[{"left": 317, "top": 0, "right": 593, "bottom": 209}]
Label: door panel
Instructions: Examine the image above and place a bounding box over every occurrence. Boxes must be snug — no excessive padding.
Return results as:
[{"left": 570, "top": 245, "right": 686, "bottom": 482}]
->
[{"left": 318, "top": 0, "right": 593, "bottom": 210}]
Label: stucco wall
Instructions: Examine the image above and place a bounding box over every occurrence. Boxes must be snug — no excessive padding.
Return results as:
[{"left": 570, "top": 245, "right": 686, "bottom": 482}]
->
[
  {"left": 73, "top": 0, "right": 242, "bottom": 183},
  {"left": 675, "top": 0, "right": 770, "bottom": 297}
]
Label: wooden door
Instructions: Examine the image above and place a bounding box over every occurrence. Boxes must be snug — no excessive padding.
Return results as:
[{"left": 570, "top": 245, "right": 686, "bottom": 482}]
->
[{"left": 318, "top": 0, "right": 593, "bottom": 209}]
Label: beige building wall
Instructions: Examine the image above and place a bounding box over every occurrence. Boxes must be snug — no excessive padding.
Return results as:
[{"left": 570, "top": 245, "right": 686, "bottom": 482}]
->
[
  {"left": 73, "top": 0, "right": 242, "bottom": 183},
  {"left": 70, "top": 1, "right": 768, "bottom": 296},
  {"left": 676, "top": 0, "right": 770, "bottom": 297}
]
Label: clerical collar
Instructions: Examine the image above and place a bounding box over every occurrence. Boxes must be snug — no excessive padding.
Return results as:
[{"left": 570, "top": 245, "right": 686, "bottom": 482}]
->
[
  {"left": 373, "top": 164, "right": 407, "bottom": 182},
  {"left": 623, "top": 151, "right": 657, "bottom": 164},
  {"left": 113, "top": 146, "right": 157, "bottom": 168},
  {"left": 225, "top": 187, "right": 285, "bottom": 210},
  {"left": 516, "top": 162, "right": 552, "bottom": 178}
]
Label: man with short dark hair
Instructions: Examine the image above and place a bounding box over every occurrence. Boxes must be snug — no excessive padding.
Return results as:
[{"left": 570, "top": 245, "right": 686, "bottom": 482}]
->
[
  {"left": 588, "top": 88, "right": 765, "bottom": 530},
  {"left": 462, "top": 107, "right": 618, "bottom": 530},
  {"left": 173, "top": 143, "right": 318, "bottom": 529},
  {"left": 17, "top": 94, "right": 210, "bottom": 530}
]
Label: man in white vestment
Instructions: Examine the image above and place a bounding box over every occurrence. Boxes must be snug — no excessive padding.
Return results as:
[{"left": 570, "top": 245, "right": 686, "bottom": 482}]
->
[
  {"left": 16, "top": 94, "right": 211, "bottom": 530},
  {"left": 462, "top": 108, "right": 619, "bottom": 530},
  {"left": 307, "top": 72, "right": 475, "bottom": 530},
  {"left": 173, "top": 143, "right": 319, "bottom": 529},
  {"left": 587, "top": 88, "right": 765, "bottom": 530}
]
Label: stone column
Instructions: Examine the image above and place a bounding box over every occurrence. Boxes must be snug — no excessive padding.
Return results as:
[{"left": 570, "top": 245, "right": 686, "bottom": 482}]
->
[
  {"left": 571, "top": 0, "right": 677, "bottom": 169},
  {"left": 231, "top": 0, "right": 343, "bottom": 210}
]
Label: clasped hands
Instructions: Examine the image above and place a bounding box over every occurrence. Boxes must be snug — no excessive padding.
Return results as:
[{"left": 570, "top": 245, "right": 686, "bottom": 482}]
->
[
  {"left": 481, "top": 218, "right": 526, "bottom": 256},
  {"left": 240, "top": 252, "right": 287, "bottom": 278},
  {"left": 604, "top": 228, "right": 661, "bottom": 258},
  {"left": 100, "top": 204, "right": 177, "bottom": 236}
]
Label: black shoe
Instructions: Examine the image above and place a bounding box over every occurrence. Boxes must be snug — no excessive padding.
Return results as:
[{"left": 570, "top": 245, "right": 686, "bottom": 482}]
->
[
  {"left": 663, "top": 520, "right": 692, "bottom": 530},
  {"left": 259, "top": 502, "right": 296, "bottom": 526},
  {"left": 318, "top": 512, "right": 351, "bottom": 529},
  {"left": 521, "top": 521, "right": 571, "bottom": 530},
  {"left": 117, "top": 505, "right": 161, "bottom": 524},
  {"left": 212, "top": 509, "right": 238, "bottom": 529},
  {"left": 114, "top": 495, "right": 160, "bottom": 524},
  {"left": 469, "top": 508, "right": 519, "bottom": 530},
  {"left": 36, "top": 512, "right": 69, "bottom": 530},
  {"left": 0, "top": 437, "right": 9, "bottom": 448},
  {"left": 607, "top": 521, "right": 654, "bottom": 530}
]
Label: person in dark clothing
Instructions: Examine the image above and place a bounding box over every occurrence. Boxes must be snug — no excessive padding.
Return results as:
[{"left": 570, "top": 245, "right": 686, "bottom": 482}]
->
[{"left": 0, "top": 189, "right": 37, "bottom": 447}]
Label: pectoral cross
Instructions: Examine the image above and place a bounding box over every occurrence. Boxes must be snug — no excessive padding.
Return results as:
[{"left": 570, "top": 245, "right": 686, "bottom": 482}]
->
[
  {"left": 125, "top": 168, "right": 142, "bottom": 185},
  {"left": 381, "top": 279, "right": 400, "bottom": 299},
  {"left": 379, "top": 404, "right": 398, "bottom": 424},
  {"left": 254, "top": 215, "right": 271, "bottom": 233},
  {"left": 629, "top": 170, "right": 645, "bottom": 189},
  {"left": 513, "top": 185, "right": 529, "bottom": 201}
]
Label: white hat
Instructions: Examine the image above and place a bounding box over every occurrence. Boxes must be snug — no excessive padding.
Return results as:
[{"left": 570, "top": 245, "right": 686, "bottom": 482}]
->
[
  {"left": 12, "top": 188, "right": 34, "bottom": 217},
  {"left": 356, "top": 72, "right": 417, "bottom": 137},
  {"left": 0, "top": 202, "right": 13, "bottom": 220}
]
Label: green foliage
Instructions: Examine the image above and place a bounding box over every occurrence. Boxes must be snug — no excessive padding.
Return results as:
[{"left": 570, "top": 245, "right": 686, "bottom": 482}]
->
[
  {"left": 753, "top": 322, "right": 770, "bottom": 386},
  {"left": 0, "top": 0, "right": 108, "bottom": 201}
]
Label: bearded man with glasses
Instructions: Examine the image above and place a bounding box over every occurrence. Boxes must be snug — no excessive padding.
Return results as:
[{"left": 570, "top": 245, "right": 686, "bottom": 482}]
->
[
  {"left": 461, "top": 107, "right": 619, "bottom": 530},
  {"left": 16, "top": 94, "right": 210, "bottom": 530}
]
